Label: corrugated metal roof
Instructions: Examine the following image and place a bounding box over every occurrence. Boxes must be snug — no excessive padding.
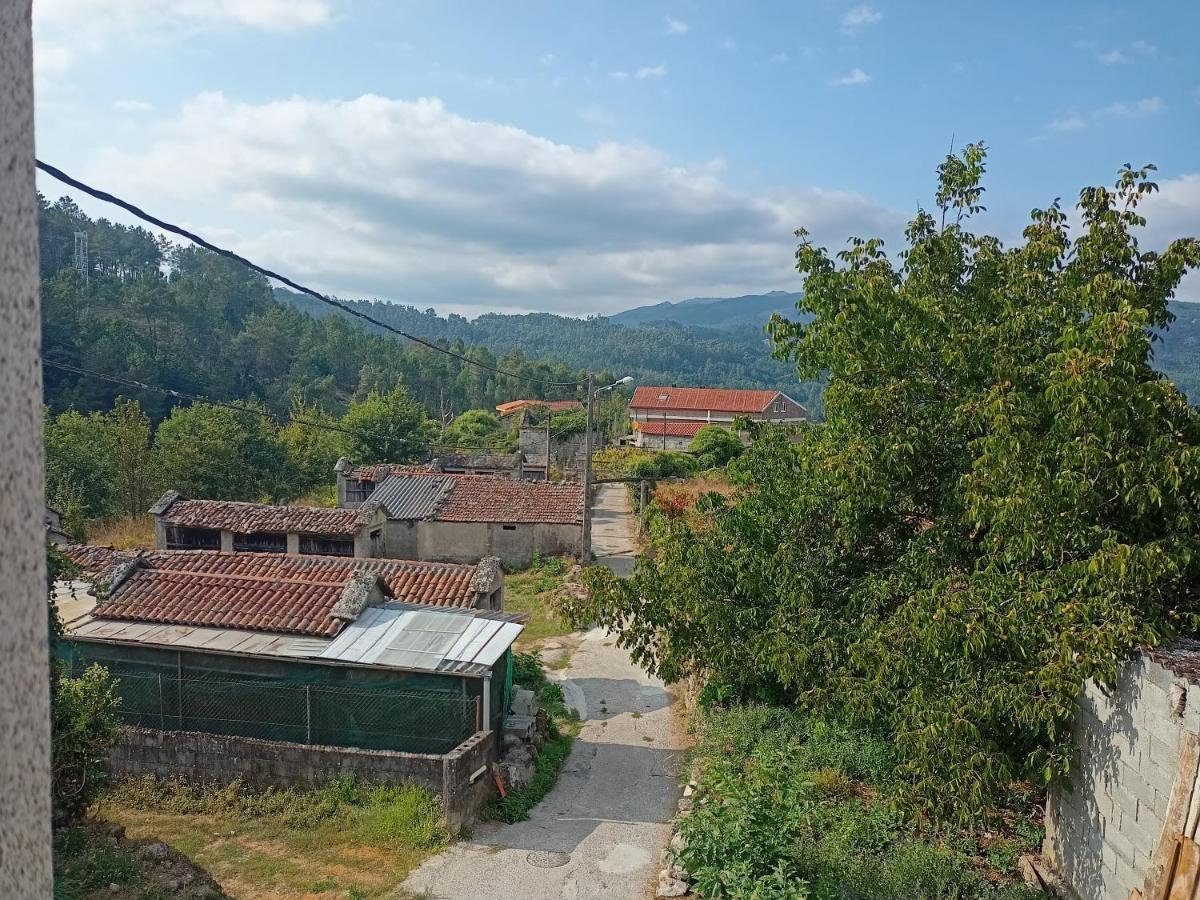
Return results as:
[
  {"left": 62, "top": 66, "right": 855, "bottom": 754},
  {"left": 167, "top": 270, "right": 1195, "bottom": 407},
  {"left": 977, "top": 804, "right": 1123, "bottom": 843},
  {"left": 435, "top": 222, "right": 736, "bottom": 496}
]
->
[
  {"left": 66, "top": 602, "right": 524, "bottom": 678},
  {"left": 320, "top": 605, "right": 523, "bottom": 675},
  {"left": 371, "top": 474, "right": 454, "bottom": 520}
]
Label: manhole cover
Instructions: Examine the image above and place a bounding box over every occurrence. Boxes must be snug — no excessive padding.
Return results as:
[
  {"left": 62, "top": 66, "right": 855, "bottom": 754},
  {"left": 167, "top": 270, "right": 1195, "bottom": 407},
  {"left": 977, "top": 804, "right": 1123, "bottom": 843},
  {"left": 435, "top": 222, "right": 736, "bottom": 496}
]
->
[{"left": 527, "top": 850, "right": 571, "bottom": 868}]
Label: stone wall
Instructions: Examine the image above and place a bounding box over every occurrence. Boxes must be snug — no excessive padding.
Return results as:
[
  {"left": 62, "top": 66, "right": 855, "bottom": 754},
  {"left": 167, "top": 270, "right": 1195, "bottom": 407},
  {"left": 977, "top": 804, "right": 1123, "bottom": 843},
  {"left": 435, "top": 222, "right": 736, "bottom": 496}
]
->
[
  {"left": 1044, "top": 648, "right": 1200, "bottom": 899},
  {"left": 111, "top": 726, "right": 497, "bottom": 829}
]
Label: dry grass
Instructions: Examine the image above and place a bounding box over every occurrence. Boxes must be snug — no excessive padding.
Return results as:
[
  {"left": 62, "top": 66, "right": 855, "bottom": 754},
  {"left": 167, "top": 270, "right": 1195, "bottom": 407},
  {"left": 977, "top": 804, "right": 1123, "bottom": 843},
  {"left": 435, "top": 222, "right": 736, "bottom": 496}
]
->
[
  {"left": 87, "top": 515, "right": 155, "bottom": 550},
  {"left": 504, "top": 557, "right": 577, "bottom": 651}
]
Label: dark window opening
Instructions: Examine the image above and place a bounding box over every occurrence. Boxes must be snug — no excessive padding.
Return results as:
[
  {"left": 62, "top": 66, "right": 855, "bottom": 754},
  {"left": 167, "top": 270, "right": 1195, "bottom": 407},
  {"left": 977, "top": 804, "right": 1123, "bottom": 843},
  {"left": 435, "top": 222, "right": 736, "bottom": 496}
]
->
[
  {"left": 345, "top": 479, "right": 374, "bottom": 503},
  {"left": 232, "top": 531, "right": 286, "bottom": 553},
  {"left": 369, "top": 528, "right": 384, "bottom": 557},
  {"left": 501, "top": 524, "right": 517, "bottom": 531},
  {"left": 165, "top": 526, "right": 220, "bottom": 550},
  {"left": 300, "top": 535, "right": 355, "bottom": 557}
]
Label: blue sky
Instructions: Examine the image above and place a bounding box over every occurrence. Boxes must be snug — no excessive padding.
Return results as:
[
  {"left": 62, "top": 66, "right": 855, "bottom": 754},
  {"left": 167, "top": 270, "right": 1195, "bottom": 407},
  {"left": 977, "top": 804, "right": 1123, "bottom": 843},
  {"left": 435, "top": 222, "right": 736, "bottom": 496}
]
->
[{"left": 33, "top": 0, "right": 1200, "bottom": 316}]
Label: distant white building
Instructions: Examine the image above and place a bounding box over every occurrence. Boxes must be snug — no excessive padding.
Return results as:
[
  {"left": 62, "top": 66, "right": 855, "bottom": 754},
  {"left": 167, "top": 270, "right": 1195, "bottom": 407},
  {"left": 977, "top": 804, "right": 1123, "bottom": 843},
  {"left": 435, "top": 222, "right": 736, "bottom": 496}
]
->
[{"left": 626, "top": 386, "right": 806, "bottom": 450}]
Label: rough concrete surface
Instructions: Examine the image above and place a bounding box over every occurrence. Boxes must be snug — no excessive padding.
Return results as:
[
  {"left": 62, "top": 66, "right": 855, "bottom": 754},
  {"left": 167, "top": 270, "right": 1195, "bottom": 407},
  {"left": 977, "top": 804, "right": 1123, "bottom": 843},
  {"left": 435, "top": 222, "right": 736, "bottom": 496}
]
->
[
  {"left": 0, "top": 0, "right": 55, "bottom": 894},
  {"left": 590, "top": 483, "right": 638, "bottom": 577},
  {"left": 404, "top": 484, "right": 683, "bottom": 899}
]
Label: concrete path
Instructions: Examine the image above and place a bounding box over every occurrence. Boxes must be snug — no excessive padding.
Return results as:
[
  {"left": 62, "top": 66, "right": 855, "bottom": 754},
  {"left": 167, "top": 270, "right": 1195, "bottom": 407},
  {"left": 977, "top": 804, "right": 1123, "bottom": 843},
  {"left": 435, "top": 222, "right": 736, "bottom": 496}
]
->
[
  {"left": 590, "top": 483, "right": 639, "bottom": 577},
  {"left": 403, "top": 486, "right": 684, "bottom": 900}
]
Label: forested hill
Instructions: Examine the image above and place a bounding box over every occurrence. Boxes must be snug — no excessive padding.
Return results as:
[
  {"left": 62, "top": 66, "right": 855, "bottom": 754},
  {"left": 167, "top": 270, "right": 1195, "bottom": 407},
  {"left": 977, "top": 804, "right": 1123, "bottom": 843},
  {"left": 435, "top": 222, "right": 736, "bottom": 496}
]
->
[
  {"left": 38, "top": 195, "right": 597, "bottom": 423},
  {"left": 274, "top": 289, "right": 817, "bottom": 404},
  {"left": 608, "top": 290, "right": 802, "bottom": 328}
]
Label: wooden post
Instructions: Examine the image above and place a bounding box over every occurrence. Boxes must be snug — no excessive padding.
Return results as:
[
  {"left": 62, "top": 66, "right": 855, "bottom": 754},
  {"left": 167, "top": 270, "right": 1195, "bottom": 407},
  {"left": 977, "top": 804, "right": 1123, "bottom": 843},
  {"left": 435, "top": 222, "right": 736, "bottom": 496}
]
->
[
  {"left": 476, "top": 696, "right": 482, "bottom": 732},
  {"left": 305, "top": 686, "right": 313, "bottom": 744},
  {"left": 157, "top": 674, "right": 165, "bottom": 730},
  {"left": 176, "top": 651, "right": 183, "bottom": 730}
]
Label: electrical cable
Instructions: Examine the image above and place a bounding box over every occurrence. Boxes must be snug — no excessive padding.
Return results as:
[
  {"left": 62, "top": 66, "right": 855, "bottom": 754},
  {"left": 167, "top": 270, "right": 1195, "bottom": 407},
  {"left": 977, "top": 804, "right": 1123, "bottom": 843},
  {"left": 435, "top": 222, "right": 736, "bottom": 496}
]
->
[{"left": 36, "top": 159, "right": 584, "bottom": 389}]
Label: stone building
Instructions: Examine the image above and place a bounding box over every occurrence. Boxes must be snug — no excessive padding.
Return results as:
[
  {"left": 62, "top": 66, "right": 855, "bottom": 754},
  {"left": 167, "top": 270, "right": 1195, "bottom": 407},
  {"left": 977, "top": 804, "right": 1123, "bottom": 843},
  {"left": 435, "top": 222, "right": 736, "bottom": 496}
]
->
[
  {"left": 334, "top": 461, "right": 583, "bottom": 567},
  {"left": 151, "top": 490, "right": 390, "bottom": 558}
]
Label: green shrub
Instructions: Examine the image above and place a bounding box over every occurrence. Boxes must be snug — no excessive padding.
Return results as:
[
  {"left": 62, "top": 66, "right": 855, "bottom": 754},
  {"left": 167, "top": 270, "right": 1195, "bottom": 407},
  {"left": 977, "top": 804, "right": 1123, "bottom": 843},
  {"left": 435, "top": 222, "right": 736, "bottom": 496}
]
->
[{"left": 51, "top": 663, "right": 121, "bottom": 825}]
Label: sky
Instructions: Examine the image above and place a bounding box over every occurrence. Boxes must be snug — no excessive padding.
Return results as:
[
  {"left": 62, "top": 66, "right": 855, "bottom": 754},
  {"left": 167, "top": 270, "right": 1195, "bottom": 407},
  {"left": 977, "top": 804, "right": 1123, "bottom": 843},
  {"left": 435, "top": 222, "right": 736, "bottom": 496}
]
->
[{"left": 32, "top": 0, "right": 1200, "bottom": 318}]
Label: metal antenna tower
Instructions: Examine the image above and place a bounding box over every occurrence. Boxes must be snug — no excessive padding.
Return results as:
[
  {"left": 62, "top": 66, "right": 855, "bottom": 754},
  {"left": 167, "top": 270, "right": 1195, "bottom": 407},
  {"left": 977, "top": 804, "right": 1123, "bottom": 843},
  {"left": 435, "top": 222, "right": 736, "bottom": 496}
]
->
[{"left": 72, "top": 231, "right": 89, "bottom": 285}]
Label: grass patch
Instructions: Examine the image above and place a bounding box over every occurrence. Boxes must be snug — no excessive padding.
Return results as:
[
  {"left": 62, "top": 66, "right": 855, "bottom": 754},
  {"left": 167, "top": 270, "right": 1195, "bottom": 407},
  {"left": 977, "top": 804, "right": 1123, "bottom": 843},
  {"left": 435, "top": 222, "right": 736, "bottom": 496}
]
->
[
  {"left": 86, "top": 515, "right": 154, "bottom": 550},
  {"left": 678, "top": 705, "right": 1044, "bottom": 900},
  {"left": 483, "top": 651, "right": 580, "bottom": 824},
  {"left": 96, "top": 775, "right": 449, "bottom": 899},
  {"left": 504, "top": 554, "right": 575, "bottom": 649}
]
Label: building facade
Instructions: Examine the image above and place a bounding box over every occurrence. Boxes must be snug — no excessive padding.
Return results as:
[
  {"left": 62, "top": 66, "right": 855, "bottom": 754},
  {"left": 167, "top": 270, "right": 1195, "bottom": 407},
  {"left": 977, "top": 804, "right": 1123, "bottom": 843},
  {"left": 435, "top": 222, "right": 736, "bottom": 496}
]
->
[{"left": 627, "top": 386, "right": 807, "bottom": 450}]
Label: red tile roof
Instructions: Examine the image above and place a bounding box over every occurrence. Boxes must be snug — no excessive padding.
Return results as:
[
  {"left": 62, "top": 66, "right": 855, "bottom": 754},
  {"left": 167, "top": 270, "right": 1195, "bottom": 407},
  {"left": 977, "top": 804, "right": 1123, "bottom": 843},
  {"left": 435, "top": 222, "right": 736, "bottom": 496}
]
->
[
  {"left": 344, "top": 463, "right": 433, "bottom": 482},
  {"left": 161, "top": 498, "right": 365, "bottom": 535},
  {"left": 632, "top": 421, "right": 707, "bottom": 438},
  {"left": 435, "top": 477, "right": 583, "bottom": 525},
  {"left": 61, "top": 544, "right": 137, "bottom": 579},
  {"left": 94, "top": 551, "right": 486, "bottom": 637},
  {"left": 629, "top": 386, "right": 786, "bottom": 413},
  {"left": 496, "top": 399, "right": 583, "bottom": 415}
]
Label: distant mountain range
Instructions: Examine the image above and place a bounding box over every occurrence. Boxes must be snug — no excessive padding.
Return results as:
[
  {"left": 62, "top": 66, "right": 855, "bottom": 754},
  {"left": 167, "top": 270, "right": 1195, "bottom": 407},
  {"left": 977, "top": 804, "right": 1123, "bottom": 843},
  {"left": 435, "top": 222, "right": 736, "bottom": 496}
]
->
[
  {"left": 274, "top": 288, "right": 1200, "bottom": 417},
  {"left": 610, "top": 290, "right": 803, "bottom": 329}
]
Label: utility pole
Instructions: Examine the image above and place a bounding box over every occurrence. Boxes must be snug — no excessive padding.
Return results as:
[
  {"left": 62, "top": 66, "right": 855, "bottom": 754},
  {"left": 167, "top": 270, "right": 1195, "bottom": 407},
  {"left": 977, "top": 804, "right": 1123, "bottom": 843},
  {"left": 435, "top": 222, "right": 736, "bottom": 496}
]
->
[
  {"left": 580, "top": 375, "right": 594, "bottom": 561},
  {"left": 73, "top": 230, "right": 88, "bottom": 286}
]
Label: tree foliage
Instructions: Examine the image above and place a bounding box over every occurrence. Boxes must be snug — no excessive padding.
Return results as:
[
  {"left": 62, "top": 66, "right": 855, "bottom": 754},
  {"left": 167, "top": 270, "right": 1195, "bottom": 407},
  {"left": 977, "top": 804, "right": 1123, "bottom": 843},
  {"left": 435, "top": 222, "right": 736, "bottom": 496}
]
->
[
  {"left": 340, "top": 383, "right": 436, "bottom": 463},
  {"left": 576, "top": 147, "right": 1200, "bottom": 820},
  {"left": 688, "top": 425, "right": 745, "bottom": 469}
]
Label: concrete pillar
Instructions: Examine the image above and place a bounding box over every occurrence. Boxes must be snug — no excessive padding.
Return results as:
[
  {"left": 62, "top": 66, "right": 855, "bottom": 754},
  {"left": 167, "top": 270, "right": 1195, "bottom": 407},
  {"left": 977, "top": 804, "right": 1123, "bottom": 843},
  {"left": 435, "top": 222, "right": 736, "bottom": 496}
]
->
[
  {"left": 220, "top": 530, "right": 234, "bottom": 552},
  {"left": 0, "top": 0, "right": 55, "bottom": 893},
  {"left": 286, "top": 533, "right": 301, "bottom": 554}
]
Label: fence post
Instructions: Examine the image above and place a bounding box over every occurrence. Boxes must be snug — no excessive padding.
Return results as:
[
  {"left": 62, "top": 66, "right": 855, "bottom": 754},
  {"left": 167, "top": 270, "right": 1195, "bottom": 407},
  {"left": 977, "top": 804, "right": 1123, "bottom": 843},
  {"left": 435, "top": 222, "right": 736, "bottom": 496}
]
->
[
  {"left": 157, "top": 674, "right": 164, "bottom": 730},
  {"left": 305, "top": 685, "right": 312, "bottom": 744},
  {"left": 176, "top": 651, "right": 183, "bottom": 731},
  {"left": 475, "top": 696, "right": 481, "bottom": 732}
]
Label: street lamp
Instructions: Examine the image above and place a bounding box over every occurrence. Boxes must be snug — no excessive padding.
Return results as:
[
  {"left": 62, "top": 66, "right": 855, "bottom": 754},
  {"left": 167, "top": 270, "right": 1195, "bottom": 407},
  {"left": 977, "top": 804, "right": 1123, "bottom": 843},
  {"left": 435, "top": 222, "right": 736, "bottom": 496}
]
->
[{"left": 581, "top": 375, "right": 633, "bottom": 562}]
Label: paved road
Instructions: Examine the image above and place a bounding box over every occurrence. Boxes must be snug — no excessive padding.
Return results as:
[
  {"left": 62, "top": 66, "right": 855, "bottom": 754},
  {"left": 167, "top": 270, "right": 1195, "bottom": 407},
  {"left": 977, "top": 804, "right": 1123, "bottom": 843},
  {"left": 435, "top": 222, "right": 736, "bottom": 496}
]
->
[
  {"left": 403, "top": 485, "right": 683, "bottom": 900},
  {"left": 590, "top": 483, "right": 639, "bottom": 577}
]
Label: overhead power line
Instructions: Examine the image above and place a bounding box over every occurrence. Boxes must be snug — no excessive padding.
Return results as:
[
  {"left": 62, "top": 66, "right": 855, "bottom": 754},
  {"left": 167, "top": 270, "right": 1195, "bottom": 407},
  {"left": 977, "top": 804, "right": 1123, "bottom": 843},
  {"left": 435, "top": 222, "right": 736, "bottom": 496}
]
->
[{"left": 35, "top": 159, "right": 584, "bottom": 389}]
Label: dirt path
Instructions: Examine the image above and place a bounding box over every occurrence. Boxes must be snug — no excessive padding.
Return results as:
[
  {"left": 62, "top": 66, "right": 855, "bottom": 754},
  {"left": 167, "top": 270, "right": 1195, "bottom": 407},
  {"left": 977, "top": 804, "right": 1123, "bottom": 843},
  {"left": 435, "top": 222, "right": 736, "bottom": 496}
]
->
[{"left": 403, "top": 485, "right": 684, "bottom": 899}]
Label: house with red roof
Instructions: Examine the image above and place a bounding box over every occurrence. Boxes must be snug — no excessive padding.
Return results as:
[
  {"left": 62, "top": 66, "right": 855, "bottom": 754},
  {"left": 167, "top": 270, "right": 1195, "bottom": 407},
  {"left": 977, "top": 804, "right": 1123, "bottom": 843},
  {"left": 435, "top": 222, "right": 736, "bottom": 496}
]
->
[{"left": 627, "top": 386, "right": 806, "bottom": 450}]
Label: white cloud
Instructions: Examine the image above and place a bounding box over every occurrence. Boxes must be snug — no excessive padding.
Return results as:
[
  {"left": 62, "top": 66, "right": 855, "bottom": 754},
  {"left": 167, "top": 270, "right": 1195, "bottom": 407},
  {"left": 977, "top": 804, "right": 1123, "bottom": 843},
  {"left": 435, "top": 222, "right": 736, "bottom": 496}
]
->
[
  {"left": 841, "top": 5, "right": 882, "bottom": 33},
  {"left": 578, "top": 106, "right": 616, "bottom": 128},
  {"left": 636, "top": 63, "right": 668, "bottom": 79},
  {"left": 768, "top": 52, "right": 790, "bottom": 65},
  {"left": 1049, "top": 113, "right": 1086, "bottom": 133},
  {"left": 1098, "top": 96, "right": 1165, "bottom": 118},
  {"left": 609, "top": 70, "right": 630, "bottom": 81},
  {"left": 74, "top": 92, "right": 908, "bottom": 315},
  {"left": 34, "top": 0, "right": 332, "bottom": 76},
  {"left": 540, "top": 52, "right": 556, "bottom": 67},
  {"left": 1076, "top": 39, "right": 1158, "bottom": 66},
  {"left": 1097, "top": 48, "right": 1128, "bottom": 65},
  {"left": 113, "top": 99, "right": 154, "bottom": 112},
  {"left": 1140, "top": 173, "right": 1200, "bottom": 299},
  {"left": 831, "top": 67, "right": 871, "bottom": 86},
  {"left": 1132, "top": 40, "right": 1157, "bottom": 56},
  {"left": 665, "top": 17, "right": 689, "bottom": 35}
]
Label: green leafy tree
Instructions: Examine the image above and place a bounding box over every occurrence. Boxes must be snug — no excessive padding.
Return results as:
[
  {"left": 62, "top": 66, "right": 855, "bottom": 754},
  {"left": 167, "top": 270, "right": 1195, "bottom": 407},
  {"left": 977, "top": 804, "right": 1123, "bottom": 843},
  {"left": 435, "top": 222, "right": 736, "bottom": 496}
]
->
[
  {"left": 442, "top": 409, "right": 504, "bottom": 446},
  {"left": 44, "top": 408, "right": 117, "bottom": 526},
  {"left": 688, "top": 425, "right": 745, "bottom": 469},
  {"left": 153, "top": 401, "right": 295, "bottom": 501},
  {"left": 576, "top": 147, "right": 1200, "bottom": 821},
  {"left": 340, "top": 383, "right": 435, "bottom": 463},
  {"left": 105, "top": 398, "right": 155, "bottom": 517},
  {"left": 280, "top": 394, "right": 345, "bottom": 493}
]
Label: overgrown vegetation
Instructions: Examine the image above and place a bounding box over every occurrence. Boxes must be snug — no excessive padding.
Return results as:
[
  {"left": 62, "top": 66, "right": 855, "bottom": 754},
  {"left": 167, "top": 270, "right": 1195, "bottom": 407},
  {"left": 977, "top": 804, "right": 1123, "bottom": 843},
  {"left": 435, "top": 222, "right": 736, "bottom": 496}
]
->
[
  {"left": 687, "top": 424, "right": 745, "bottom": 469},
  {"left": 574, "top": 147, "right": 1200, "bottom": 822},
  {"left": 504, "top": 554, "right": 575, "bottom": 649},
  {"left": 678, "top": 705, "right": 1042, "bottom": 899},
  {"left": 483, "top": 651, "right": 579, "bottom": 823},
  {"left": 49, "top": 549, "right": 121, "bottom": 825},
  {"left": 98, "top": 775, "right": 448, "bottom": 898}
]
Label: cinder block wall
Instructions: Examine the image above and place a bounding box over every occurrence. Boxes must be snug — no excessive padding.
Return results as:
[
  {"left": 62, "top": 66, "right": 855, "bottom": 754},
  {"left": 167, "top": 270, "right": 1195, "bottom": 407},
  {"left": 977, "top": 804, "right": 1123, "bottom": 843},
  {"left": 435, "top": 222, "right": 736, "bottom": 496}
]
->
[
  {"left": 1044, "top": 650, "right": 1200, "bottom": 899},
  {"left": 111, "top": 727, "right": 497, "bottom": 829}
]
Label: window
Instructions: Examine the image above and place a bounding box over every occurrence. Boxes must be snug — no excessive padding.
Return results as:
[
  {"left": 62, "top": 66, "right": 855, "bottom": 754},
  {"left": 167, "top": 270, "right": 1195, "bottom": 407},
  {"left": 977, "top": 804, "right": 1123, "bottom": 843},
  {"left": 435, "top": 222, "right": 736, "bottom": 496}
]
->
[
  {"left": 165, "top": 526, "right": 220, "bottom": 550},
  {"left": 300, "top": 535, "right": 354, "bottom": 557},
  {"left": 501, "top": 524, "right": 517, "bottom": 531},
  {"left": 773, "top": 399, "right": 784, "bottom": 413},
  {"left": 232, "top": 532, "right": 286, "bottom": 553},
  {"left": 344, "top": 479, "right": 374, "bottom": 503},
  {"left": 369, "top": 528, "right": 384, "bottom": 557}
]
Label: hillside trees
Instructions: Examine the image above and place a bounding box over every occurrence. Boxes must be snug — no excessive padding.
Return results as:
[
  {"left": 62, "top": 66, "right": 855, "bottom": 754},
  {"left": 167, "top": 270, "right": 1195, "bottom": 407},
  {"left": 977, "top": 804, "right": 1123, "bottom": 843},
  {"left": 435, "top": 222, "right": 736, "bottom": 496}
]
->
[
  {"left": 340, "top": 383, "right": 436, "bottom": 463},
  {"left": 576, "top": 146, "right": 1200, "bottom": 820}
]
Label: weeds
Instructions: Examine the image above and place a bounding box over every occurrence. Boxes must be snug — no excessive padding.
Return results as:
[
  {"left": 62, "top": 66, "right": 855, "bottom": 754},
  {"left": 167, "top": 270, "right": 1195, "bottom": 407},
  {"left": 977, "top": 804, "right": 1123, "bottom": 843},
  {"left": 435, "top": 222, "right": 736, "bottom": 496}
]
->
[{"left": 678, "top": 705, "right": 1044, "bottom": 900}]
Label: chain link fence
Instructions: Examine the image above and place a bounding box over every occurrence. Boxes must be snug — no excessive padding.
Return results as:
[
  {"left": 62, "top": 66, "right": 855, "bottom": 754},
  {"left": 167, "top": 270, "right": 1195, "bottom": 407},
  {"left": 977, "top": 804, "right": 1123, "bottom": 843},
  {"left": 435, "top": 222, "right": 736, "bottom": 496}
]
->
[{"left": 85, "top": 668, "right": 479, "bottom": 756}]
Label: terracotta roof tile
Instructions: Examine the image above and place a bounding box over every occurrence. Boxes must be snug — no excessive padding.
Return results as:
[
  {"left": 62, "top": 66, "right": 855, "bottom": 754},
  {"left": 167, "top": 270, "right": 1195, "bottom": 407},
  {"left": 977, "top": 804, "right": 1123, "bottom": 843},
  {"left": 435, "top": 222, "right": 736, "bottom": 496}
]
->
[
  {"left": 435, "top": 477, "right": 583, "bottom": 525},
  {"left": 61, "top": 544, "right": 138, "bottom": 579},
  {"left": 632, "top": 421, "right": 707, "bottom": 438},
  {"left": 94, "top": 551, "right": 485, "bottom": 637},
  {"left": 629, "top": 385, "right": 794, "bottom": 414},
  {"left": 496, "top": 399, "right": 583, "bottom": 415},
  {"left": 161, "top": 498, "right": 364, "bottom": 535}
]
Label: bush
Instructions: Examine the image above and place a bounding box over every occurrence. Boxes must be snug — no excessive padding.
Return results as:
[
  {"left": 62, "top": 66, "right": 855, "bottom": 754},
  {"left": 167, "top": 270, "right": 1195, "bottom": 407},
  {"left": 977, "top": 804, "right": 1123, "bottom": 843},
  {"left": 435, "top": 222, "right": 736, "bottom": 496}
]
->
[
  {"left": 688, "top": 425, "right": 744, "bottom": 469},
  {"left": 51, "top": 664, "right": 121, "bottom": 825}
]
